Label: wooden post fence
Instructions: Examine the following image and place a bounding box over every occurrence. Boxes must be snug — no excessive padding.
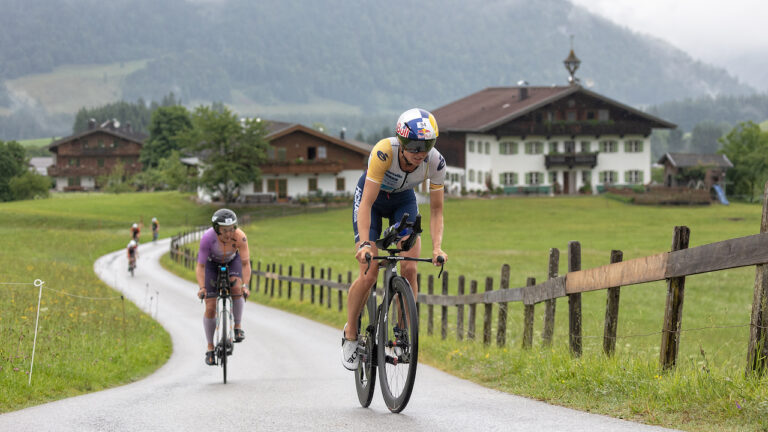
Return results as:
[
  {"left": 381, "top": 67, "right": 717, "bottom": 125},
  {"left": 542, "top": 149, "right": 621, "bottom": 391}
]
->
[
  {"left": 568, "top": 241, "right": 582, "bottom": 357},
  {"left": 542, "top": 248, "right": 559, "bottom": 347},
  {"left": 468, "top": 280, "right": 477, "bottom": 340},
  {"left": 522, "top": 277, "right": 535, "bottom": 349},
  {"left": 747, "top": 181, "right": 768, "bottom": 376},
  {"left": 441, "top": 271, "right": 449, "bottom": 340},
  {"left": 483, "top": 277, "right": 493, "bottom": 345},
  {"left": 497, "top": 265, "right": 510, "bottom": 347},
  {"left": 603, "top": 250, "right": 623, "bottom": 356},
  {"left": 457, "top": 275, "right": 465, "bottom": 341},
  {"left": 427, "top": 275, "right": 434, "bottom": 335},
  {"left": 660, "top": 226, "right": 691, "bottom": 370}
]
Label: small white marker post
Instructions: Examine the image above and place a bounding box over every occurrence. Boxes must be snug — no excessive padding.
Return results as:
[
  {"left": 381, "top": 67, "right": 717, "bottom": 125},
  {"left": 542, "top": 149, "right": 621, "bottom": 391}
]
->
[{"left": 29, "top": 279, "right": 44, "bottom": 386}]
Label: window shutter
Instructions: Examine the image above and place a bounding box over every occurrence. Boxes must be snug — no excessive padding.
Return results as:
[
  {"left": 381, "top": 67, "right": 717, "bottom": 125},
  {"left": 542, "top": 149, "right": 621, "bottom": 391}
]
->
[
  {"left": 624, "top": 171, "right": 629, "bottom": 183},
  {"left": 624, "top": 142, "right": 630, "bottom": 152},
  {"left": 638, "top": 142, "right": 644, "bottom": 152},
  {"left": 639, "top": 170, "right": 644, "bottom": 183}
]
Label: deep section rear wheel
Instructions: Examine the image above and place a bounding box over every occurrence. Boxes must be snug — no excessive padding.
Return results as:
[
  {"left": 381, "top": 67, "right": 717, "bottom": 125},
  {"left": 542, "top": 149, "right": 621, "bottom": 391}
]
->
[
  {"left": 377, "top": 276, "right": 419, "bottom": 413},
  {"left": 354, "top": 290, "right": 377, "bottom": 407},
  {"left": 220, "top": 302, "right": 228, "bottom": 384}
]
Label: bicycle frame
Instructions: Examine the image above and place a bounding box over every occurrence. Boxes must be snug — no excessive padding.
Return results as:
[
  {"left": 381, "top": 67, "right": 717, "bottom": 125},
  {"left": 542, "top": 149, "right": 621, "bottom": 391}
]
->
[{"left": 213, "top": 263, "right": 234, "bottom": 384}]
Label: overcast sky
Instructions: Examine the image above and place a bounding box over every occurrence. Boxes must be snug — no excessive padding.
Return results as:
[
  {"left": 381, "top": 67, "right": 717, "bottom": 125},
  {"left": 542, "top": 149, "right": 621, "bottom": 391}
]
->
[{"left": 568, "top": 0, "right": 768, "bottom": 92}]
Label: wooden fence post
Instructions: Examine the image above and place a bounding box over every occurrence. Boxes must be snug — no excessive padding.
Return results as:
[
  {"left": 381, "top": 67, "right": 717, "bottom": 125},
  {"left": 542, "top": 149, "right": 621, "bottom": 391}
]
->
[
  {"left": 270, "top": 263, "right": 276, "bottom": 297},
  {"left": 542, "top": 248, "right": 559, "bottom": 347},
  {"left": 660, "top": 226, "right": 690, "bottom": 370},
  {"left": 522, "top": 277, "right": 536, "bottom": 349},
  {"left": 311, "top": 266, "right": 316, "bottom": 304},
  {"left": 427, "top": 275, "right": 434, "bottom": 335},
  {"left": 327, "top": 268, "right": 332, "bottom": 309},
  {"left": 300, "top": 264, "right": 305, "bottom": 302},
  {"left": 441, "top": 271, "right": 449, "bottom": 340},
  {"left": 603, "top": 250, "right": 623, "bottom": 356},
  {"left": 747, "top": 182, "right": 768, "bottom": 375},
  {"left": 468, "top": 280, "right": 477, "bottom": 340},
  {"left": 319, "top": 268, "right": 325, "bottom": 305},
  {"left": 255, "top": 261, "right": 261, "bottom": 294},
  {"left": 457, "top": 275, "right": 465, "bottom": 341},
  {"left": 497, "top": 265, "right": 510, "bottom": 347},
  {"left": 263, "top": 262, "right": 270, "bottom": 295},
  {"left": 568, "top": 241, "right": 582, "bottom": 357},
  {"left": 338, "top": 274, "right": 343, "bottom": 312},
  {"left": 483, "top": 277, "right": 493, "bottom": 345},
  {"left": 287, "top": 265, "right": 292, "bottom": 299},
  {"left": 278, "top": 264, "right": 283, "bottom": 298}
]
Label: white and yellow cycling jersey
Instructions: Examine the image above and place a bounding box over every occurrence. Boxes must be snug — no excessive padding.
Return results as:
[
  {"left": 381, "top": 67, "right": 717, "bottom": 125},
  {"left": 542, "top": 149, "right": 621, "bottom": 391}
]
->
[{"left": 365, "top": 137, "right": 446, "bottom": 194}]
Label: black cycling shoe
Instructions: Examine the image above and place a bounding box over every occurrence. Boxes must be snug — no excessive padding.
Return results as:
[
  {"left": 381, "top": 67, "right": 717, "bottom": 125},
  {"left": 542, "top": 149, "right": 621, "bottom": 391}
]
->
[
  {"left": 234, "top": 328, "right": 245, "bottom": 343},
  {"left": 205, "top": 350, "right": 216, "bottom": 366}
]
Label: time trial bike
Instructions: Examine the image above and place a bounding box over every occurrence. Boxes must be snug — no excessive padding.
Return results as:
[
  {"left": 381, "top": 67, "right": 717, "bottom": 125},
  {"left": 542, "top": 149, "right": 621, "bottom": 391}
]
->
[
  {"left": 212, "top": 262, "right": 235, "bottom": 384},
  {"left": 354, "top": 213, "right": 444, "bottom": 413}
]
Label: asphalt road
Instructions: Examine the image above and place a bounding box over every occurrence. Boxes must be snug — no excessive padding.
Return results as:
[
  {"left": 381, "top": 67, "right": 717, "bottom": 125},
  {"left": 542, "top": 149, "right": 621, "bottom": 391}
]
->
[{"left": 0, "top": 239, "right": 676, "bottom": 431}]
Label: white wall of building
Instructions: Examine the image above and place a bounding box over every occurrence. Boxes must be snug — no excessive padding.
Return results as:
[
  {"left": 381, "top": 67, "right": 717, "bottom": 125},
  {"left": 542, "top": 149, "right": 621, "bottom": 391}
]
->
[{"left": 454, "top": 134, "right": 651, "bottom": 194}]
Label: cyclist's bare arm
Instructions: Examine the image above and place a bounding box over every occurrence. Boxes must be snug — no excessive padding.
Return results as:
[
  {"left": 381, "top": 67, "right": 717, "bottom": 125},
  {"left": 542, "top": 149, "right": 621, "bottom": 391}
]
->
[
  {"left": 429, "top": 187, "right": 447, "bottom": 265},
  {"left": 196, "top": 262, "right": 206, "bottom": 297},
  {"left": 355, "top": 179, "right": 382, "bottom": 263},
  {"left": 236, "top": 229, "right": 251, "bottom": 294}
]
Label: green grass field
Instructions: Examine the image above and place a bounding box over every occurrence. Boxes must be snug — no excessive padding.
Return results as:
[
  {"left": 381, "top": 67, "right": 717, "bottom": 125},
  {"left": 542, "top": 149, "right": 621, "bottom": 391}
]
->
[{"left": 191, "top": 195, "right": 767, "bottom": 431}]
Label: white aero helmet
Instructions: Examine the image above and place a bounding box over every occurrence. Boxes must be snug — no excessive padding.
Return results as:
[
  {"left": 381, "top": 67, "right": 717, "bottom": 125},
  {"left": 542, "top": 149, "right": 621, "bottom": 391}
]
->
[
  {"left": 395, "top": 108, "right": 438, "bottom": 153},
  {"left": 128, "top": 240, "right": 137, "bottom": 248},
  {"left": 132, "top": 223, "right": 138, "bottom": 228}
]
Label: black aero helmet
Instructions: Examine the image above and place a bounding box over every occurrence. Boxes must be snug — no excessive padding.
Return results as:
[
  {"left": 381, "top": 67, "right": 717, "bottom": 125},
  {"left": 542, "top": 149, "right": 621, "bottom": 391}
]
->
[{"left": 212, "top": 208, "right": 237, "bottom": 234}]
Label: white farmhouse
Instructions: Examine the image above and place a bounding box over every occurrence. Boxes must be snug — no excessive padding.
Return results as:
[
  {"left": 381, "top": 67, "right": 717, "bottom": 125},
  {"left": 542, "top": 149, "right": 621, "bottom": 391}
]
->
[{"left": 431, "top": 51, "right": 676, "bottom": 195}]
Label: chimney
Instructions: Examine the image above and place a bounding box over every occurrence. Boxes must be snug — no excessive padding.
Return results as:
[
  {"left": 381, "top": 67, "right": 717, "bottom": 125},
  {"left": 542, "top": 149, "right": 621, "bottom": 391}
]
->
[
  {"left": 340, "top": 127, "right": 346, "bottom": 140},
  {"left": 88, "top": 118, "right": 96, "bottom": 129},
  {"left": 517, "top": 81, "right": 529, "bottom": 101}
]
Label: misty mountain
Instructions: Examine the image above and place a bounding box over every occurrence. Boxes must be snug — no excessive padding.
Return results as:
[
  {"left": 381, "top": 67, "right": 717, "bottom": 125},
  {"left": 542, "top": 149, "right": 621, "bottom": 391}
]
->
[{"left": 0, "top": 0, "right": 757, "bottom": 140}]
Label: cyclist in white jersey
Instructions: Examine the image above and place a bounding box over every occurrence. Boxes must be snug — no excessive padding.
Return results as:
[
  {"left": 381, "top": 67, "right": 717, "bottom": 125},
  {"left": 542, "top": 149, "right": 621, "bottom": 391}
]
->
[{"left": 341, "top": 108, "right": 449, "bottom": 370}]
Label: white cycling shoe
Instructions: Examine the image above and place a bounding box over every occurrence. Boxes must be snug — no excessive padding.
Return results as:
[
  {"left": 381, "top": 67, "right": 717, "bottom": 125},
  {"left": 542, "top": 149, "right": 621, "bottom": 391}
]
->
[{"left": 341, "top": 323, "right": 359, "bottom": 371}]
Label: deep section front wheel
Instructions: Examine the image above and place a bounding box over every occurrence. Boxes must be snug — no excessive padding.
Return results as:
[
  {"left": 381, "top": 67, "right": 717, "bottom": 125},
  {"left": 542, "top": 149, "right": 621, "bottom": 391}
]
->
[
  {"left": 377, "top": 276, "right": 419, "bottom": 413},
  {"left": 355, "top": 289, "right": 377, "bottom": 407}
]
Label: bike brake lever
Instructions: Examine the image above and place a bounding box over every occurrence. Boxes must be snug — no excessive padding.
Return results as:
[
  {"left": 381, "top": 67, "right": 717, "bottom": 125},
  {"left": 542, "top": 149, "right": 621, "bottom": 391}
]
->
[
  {"left": 436, "top": 255, "right": 445, "bottom": 279},
  {"left": 364, "top": 253, "right": 372, "bottom": 275}
]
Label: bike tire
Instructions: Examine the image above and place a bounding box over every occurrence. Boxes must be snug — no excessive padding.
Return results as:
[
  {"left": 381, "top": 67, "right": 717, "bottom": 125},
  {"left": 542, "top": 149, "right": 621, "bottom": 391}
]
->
[
  {"left": 354, "top": 288, "right": 377, "bottom": 407},
  {"left": 377, "top": 276, "right": 419, "bottom": 413},
  {"left": 221, "top": 300, "right": 228, "bottom": 384}
]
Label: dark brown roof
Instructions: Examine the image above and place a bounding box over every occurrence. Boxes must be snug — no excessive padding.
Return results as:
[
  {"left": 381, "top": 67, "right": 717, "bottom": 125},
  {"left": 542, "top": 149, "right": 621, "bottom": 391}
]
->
[
  {"left": 49, "top": 123, "right": 147, "bottom": 150},
  {"left": 433, "top": 85, "right": 675, "bottom": 132},
  {"left": 266, "top": 123, "right": 370, "bottom": 156},
  {"left": 657, "top": 153, "right": 733, "bottom": 168}
]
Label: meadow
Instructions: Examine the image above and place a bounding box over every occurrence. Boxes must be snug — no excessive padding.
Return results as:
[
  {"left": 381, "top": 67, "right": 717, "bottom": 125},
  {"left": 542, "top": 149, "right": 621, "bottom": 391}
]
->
[{"left": 165, "top": 195, "right": 768, "bottom": 431}]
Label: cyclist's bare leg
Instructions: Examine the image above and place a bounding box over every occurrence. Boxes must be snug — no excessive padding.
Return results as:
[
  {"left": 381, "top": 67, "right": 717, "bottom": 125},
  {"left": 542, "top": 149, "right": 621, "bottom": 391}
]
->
[
  {"left": 345, "top": 244, "right": 379, "bottom": 340},
  {"left": 204, "top": 297, "right": 216, "bottom": 351},
  {"left": 230, "top": 276, "right": 244, "bottom": 330}
]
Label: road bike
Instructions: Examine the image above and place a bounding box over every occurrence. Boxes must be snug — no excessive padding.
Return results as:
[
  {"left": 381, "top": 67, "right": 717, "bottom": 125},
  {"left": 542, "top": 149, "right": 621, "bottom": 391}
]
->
[
  {"left": 212, "top": 262, "right": 235, "bottom": 384},
  {"left": 354, "top": 213, "right": 444, "bottom": 413}
]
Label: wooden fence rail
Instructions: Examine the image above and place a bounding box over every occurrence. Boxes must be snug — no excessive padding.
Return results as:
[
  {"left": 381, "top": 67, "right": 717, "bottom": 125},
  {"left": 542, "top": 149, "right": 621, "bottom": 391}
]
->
[{"left": 170, "top": 182, "right": 768, "bottom": 375}]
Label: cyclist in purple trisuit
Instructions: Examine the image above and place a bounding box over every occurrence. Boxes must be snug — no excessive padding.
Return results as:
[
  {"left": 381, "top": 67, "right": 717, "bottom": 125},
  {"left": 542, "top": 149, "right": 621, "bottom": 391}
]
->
[
  {"left": 196, "top": 209, "right": 252, "bottom": 366},
  {"left": 341, "top": 108, "right": 448, "bottom": 370}
]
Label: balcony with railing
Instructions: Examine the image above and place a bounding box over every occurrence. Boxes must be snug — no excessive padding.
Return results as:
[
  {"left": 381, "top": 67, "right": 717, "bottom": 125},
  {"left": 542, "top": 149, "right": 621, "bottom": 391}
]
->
[
  {"left": 260, "top": 159, "right": 344, "bottom": 175},
  {"left": 544, "top": 152, "right": 598, "bottom": 169}
]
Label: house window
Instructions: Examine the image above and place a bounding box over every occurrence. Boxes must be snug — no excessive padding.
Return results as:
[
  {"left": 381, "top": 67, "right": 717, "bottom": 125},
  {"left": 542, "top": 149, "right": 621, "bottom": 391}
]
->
[
  {"left": 580, "top": 141, "right": 591, "bottom": 153},
  {"left": 548, "top": 142, "right": 558, "bottom": 154},
  {"left": 318, "top": 146, "right": 327, "bottom": 159},
  {"left": 67, "top": 177, "right": 80, "bottom": 186},
  {"left": 564, "top": 141, "right": 576, "bottom": 153},
  {"left": 548, "top": 171, "right": 557, "bottom": 185},
  {"left": 566, "top": 110, "right": 577, "bottom": 122},
  {"left": 69, "top": 158, "right": 80, "bottom": 167},
  {"left": 525, "top": 172, "right": 544, "bottom": 185},
  {"left": 499, "top": 141, "right": 518, "bottom": 155},
  {"left": 308, "top": 177, "right": 318, "bottom": 192},
  {"left": 98, "top": 139, "right": 105, "bottom": 148},
  {"left": 468, "top": 140, "right": 475, "bottom": 153},
  {"left": 267, "top": 147, "right": 276, "bottom": 160},
  {"left": 110, "top": 139, "right": 117, "bottom": 148},
  {"left": 277, "top": 148, "right": 287, "bottom": 161},
  {"left": 98, "top": 159, "right": 104, "bottom": 167},
  {"left": 499, "top": 172, "right": 518, "bottom": 186},
  {"left": 307, "top": 147, "right": 317, "bottom": 160},
  {"left": 83, "top": 140, "right": 89, "bottom": 149},
  {"left": 599, "top": 170, "right": 618, "bottom": 184},
  {"left": 599, "top": 140, "right": 618, "bottom": 153},
  {"left": 582, "top": 170, "right": 592, "bottom": 184},
  {"left": 598, "top": 109, "right": 610, "bottom": 121},
  {"left": 625, "top": 140, "right": 643, "bottom": 153},
  {"left": 586, "top": 110, "right": 596, "bottom": 120},
  {"left": 336, "top": 177, "right": 345, "bottom": 191},
  {"left": 525, "top": 141, "right": 543, "bottom": 154},
  {"left": 469, "top": 169, "right": 475, "bottom": 182},
  {"left": 625, "top": 170, "right": 644, "bottom": 184},
  {"left": 484, "top": 142, "right": 490, "bottom": 154},
  {"left": 254, "top": 180, "right": 263, "bottom": 192}
]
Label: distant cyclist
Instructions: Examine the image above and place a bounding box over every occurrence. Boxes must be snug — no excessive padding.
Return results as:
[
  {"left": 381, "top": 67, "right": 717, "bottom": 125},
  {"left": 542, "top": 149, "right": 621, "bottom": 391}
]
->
[
  {"left": 341, "top": 108, "right": 448, "bottom": 370},
  {"left": 151, "top": 217, "right": 160, "bottom": 241},
  {"left": 130, "top": 223, "right": 141, "bottom": 243},
  {"left": 196, "top": 209, "right": 252, "bottom": 366},
  {"left": 126, "top": 239, "right": 138, "bottom": 271}
]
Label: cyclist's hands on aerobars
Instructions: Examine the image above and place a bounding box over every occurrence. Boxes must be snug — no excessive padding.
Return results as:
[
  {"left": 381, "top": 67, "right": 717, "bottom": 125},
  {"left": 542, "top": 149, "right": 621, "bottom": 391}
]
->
[{"left": 432, "top": 248, "right": 447, "bottom": 266}]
